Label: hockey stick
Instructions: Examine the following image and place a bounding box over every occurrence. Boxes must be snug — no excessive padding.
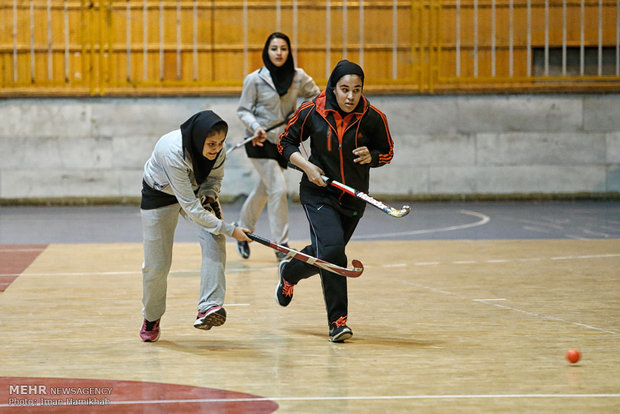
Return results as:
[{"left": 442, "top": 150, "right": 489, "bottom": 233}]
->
[
  {"left": 246, "top": 233, "right": 364, "bottom": 278},
  {"left": 226, "top": 118, "right": 290, "bottom": 155},
  {"left": 289, "top": 164, "right": 411, "bottom": 218}
]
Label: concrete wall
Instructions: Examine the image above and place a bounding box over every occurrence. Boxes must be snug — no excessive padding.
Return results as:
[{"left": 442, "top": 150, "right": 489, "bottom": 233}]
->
[{"left": 0, "top": 95, "right": 619, "bottom": 203}]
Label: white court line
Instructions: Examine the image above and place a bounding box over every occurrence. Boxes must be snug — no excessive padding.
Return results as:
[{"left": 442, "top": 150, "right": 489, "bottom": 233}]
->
[
  {"left": 475, "top": 299, "right": 618, "bottom": 335},
  {"left": 1, "top": 393, "right": 614, "bottom": 408},
  {"left": 600, "top": 223, "right": 620, "bottom": 230},
  {"left": 551, "top": 254, "right": 620, "bottom": 260},
  {"left": 3, "top": 265, "right": 276, "bottom": 278},
  {"left": 0, "top": 271, "right": 143, "bottom": 278},
  {"left": 414, "top": 261, "right": 441, "bottom": 266},
  {"left": 582, "top": 229, "right": 610, "bottom": 237},
  {"left": 565, "top": 234, "right": 589, "bottom": 240},
  {"left": 412, "top": 253, "right": 619, "bottom": 267},
  {"left": 405, "top": 280, "right": 618, "bottom": 335},
  {"left": 353, "top": 209, "right": 490, "bottom": 239},
  {"left": 0, "top": 248, "right": 46, "bottom": 253},
  {"left": 518, "top": 220, "right": 565, "bottom": 231},
  {"left": 522, "top": 226, "right": 552, "bottom": 234},
  {"left": 5, "top": 253, "right": 617, "bottom": 278}
]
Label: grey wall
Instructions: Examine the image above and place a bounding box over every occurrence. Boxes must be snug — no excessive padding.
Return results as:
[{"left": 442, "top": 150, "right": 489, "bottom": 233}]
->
[{"left": 0, "top": 95, "right": 618, "bottom": 203}]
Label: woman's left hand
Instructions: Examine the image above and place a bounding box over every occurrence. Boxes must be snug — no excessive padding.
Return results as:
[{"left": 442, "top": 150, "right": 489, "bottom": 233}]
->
[{"left": 353, "top": 146, "right": 372, "bottom": 164}]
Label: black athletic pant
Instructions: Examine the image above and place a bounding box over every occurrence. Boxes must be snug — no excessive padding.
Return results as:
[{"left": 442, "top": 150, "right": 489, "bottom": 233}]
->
[{"left": 283, "top": 200, "right": 361, "bottom": 326}]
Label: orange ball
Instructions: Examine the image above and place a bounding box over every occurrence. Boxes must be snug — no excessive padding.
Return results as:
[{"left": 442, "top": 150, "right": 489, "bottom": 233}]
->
[{"left": 566, "top": 349, "right": 581, "bottom": 364}]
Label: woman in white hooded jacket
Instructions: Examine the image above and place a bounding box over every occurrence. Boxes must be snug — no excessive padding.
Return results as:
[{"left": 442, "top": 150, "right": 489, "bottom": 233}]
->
[
  {"left": 139, "top": 110, "right": 251, "bottom": 342},
  {"left": 235, "top": 32, "right": 320, "bottom": 261}
]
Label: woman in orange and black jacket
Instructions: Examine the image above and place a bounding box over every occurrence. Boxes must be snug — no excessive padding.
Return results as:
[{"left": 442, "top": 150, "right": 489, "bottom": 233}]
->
[{"left": 276, "top": 59, "right": 394, "bottom": 342}]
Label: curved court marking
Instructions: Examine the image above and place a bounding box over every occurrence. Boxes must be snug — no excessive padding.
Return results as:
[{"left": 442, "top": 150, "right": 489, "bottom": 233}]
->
[
  {"left": 352, "top": 209, "right": 490, "bottom": 240},
  {"left": 0, "top": 377, "right": 278, "bottom": 412}
]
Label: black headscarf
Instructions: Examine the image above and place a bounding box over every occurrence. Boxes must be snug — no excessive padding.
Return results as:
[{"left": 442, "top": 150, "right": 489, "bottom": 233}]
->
[
  {"left": 262, "top": 32, "right": 295, "bottom": 97},
  {"left": 180, "top": 110, "right": 228, "bottom": 184},
  {"left": 326, "top": 59, "right": 365, "bottom": 115}
]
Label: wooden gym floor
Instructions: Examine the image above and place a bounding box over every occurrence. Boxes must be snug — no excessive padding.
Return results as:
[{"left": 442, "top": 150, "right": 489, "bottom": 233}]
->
[{"left": 0, "top": 201, "right": 619, "bottom": 413}]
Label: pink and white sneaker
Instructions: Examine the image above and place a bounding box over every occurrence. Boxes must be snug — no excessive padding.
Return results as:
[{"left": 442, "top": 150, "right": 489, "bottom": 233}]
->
[
  {"left": 193, "top": 306, "right": 226, "bottom": 330},
  {"left": 140, "top": 318, "right": 161, "bottom": 342}
]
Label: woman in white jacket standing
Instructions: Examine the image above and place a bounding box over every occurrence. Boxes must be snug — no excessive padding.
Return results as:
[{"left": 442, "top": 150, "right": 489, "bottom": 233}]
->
[
  {"left": 139, "top": 110, "right": 252, "bottom": 342},
  {"left": 235, "top": 32, "right": 320, "bottom": 261}
]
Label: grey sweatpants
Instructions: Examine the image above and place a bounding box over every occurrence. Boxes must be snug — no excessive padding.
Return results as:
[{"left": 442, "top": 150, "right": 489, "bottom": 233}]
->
[
  {"left": 239, "top": 158, "right": 289, "bottom": 244},
  {"left": 141, "top": 203, "right": 226, "bottom": 322}
]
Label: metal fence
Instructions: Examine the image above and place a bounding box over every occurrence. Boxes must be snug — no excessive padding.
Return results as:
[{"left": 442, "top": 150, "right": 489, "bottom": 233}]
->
[
  {"left": 442, "top": 0, "right": 620, "bottom": 92},
  {"left": 0, "top": 0, "right": 619, "bottom": 96}
]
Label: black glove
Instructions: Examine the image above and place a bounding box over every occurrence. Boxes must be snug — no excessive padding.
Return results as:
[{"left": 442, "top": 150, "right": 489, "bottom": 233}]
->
[{"left": 200, "top": 195, "right": 222, "bottom": 220}]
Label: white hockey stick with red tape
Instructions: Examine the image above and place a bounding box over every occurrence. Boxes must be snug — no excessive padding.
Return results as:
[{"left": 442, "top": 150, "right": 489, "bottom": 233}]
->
[
  {"left": 226, "top": 117, "right": 291, "bottom": 155},
  {"left": 289, "top": 164, "right": 411, "bottom": 218}
]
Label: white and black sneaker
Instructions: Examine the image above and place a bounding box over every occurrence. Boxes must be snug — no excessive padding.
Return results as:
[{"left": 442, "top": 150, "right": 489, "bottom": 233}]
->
[
  {"left": 329, "top": 317, "right": 353, "bottom": 342},
  {"left": 275, "top": 259, "right": 294, "bottom": 306}
]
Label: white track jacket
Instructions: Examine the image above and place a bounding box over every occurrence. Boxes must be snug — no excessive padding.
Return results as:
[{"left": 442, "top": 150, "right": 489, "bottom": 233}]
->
[
  {"left": 237, "top": 66, "right": 320, "bottom": 144},
  {"left": 142, "top": 129, "right": 235, "bottom": 237}
]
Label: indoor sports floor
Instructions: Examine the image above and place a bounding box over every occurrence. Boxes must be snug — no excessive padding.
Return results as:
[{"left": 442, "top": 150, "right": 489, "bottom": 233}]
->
[{"left": 1, "top": 200, "right": 619, "bottom": 413}]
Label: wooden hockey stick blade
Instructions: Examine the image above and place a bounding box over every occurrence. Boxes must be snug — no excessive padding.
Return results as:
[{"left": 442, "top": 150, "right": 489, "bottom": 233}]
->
[{"left": 247, "top": 233, "right": 364, "bottom": 278}]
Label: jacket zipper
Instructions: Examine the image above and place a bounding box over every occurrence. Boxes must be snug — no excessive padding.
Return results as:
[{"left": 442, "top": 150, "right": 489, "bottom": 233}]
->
[{"left": 336, "top": 114, "right": 360, "bottom": 186}]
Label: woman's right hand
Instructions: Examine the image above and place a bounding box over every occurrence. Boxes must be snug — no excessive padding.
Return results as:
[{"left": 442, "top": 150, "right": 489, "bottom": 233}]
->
[
  {"left": 232, "top": 226, "right": 253, "bottom": 242},
  {"left": 251, "top": 128, "right": 267, "bottom": 147},
  {"left": 289, "top": 152, "right": 327, "bottom": 187},
  {"left": 303, "top": 163, "right": 327, "bottom": 187}
]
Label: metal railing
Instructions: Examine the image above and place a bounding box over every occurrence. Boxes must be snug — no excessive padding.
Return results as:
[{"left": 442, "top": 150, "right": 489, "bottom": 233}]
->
[
  {"left": 442, "top": 0, "right": 620, "bottom": 92},
  {"left": 0, "top": 0, "right": 618, "bottom": 96}
]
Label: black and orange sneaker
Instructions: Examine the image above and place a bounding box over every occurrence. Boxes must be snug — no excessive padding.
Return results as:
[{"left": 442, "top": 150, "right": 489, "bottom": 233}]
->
[
  {"left": 329, "top": 316, "right": 352, "bottom": 342},
  {"left": 140, "top": 318, "right": 161, "bottom": 342},
  {"left": 275, "top": 259, "right": 294, "bottom": 306}
]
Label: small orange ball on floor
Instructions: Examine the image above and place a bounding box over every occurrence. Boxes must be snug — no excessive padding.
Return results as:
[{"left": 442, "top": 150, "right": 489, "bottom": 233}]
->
[{"left": 566, "top": 349, "right": 581, "bottom": 364}]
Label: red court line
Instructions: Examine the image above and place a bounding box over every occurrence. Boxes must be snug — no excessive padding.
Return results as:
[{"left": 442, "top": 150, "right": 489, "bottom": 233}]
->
[
  {"left": 0, "top": 245, "right": 47, "bottom": 292},
  {"left": 0, "top": 377, "right": 278, "bottom": 413}
]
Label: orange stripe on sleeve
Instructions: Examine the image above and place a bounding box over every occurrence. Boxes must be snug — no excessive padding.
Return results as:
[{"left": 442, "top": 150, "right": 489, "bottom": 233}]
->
[{"left": 370, "top": 105, "right": 394, "bottom": 165}]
